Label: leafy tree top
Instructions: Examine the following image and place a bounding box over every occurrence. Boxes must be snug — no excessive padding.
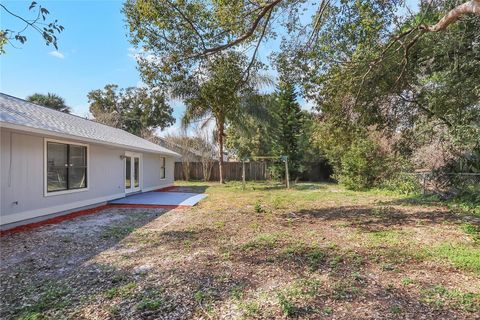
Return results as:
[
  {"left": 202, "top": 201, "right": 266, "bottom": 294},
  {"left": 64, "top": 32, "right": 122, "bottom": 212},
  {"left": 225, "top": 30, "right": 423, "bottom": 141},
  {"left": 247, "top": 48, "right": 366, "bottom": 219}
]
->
[
  {"left": 87, "top": 84, "right": 175, "bottom": 137},
  {"left": 123, "top": 0, "right": 479, "bottom": 89},
  {"left": 27, "top": 93, "right": 71, "bottom": 114}
]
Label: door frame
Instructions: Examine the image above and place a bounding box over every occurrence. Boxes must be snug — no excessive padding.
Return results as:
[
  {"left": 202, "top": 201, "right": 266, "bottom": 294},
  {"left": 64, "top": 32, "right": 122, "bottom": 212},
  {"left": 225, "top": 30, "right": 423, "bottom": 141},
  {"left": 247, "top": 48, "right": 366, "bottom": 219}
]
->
[{"left": 124, "top": 151, "right": 142, "bottom": 194}]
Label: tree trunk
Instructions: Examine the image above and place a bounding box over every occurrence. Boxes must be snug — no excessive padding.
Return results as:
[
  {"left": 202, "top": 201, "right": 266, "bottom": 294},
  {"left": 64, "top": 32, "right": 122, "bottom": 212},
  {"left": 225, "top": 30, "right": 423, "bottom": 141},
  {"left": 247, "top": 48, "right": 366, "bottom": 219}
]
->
[{"left": 218, "top": 123, "right": 225, "bottom": 184}]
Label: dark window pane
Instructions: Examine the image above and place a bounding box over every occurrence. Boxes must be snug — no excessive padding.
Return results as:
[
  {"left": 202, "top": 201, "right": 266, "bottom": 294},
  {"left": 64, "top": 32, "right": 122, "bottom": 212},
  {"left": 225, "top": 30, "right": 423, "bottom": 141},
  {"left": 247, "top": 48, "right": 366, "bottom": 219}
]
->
[
  {"left": 69, "top": 145, "right": 87, "bottom": 167},
  {"left": 125, "top": 157, "right": 131, "bottom": 188},
  {"left": 47, "top": 143, "right": 68, "bottom": 192},
  {"left": 134, "top": 157, "right": 139, "bottom": 187},
  {"left": 48, "top": 167, "right": 68, "bottom": 192},
  {"left": 160, "top": 157, "right": 165, "bottom": 179},
  {"left": 47, "top": 142, "right": 68, "bottom": 167},
  {"left": 69, "top": 168, "right": 87, "bottom": 189}
]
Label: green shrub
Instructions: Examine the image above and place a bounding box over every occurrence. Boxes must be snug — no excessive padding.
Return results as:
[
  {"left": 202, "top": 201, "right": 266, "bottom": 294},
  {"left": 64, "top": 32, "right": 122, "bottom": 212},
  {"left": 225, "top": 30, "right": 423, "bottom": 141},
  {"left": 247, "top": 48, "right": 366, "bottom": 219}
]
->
[
  {"left": 448, "top": 185, "right": 480, "bottom": 217},
  {"left": 381, "top": 173, "right": 422, "bottom": 195},
  {"left": 337, "top": 138, "right": 386, "bottom": 190}
]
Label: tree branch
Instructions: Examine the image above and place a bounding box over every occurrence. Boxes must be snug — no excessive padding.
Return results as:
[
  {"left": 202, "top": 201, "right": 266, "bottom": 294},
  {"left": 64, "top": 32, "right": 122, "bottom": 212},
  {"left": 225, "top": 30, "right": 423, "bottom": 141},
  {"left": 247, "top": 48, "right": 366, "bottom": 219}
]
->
[
  {"left": 190, "top": 0, "right": 283, "bottom": 58},
  {"left": 165, "top": 0, "right": 207, "bottom": 51},
  {"left": 242, "top": 8, "right": 272, "bottom": 84},
  {"left": 420, "top": 0, "right": 480, "bottom": 32}
]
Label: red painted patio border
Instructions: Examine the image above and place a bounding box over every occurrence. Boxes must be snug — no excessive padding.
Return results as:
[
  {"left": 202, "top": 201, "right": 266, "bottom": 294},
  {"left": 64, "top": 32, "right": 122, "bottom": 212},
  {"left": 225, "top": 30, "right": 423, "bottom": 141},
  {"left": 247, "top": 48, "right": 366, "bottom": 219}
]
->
[
  {"left": 0, "top": 203, "right": 188, "bottom": 237},
  {"left": 0, "top": 204, "right": 111, "bottom": 237}
]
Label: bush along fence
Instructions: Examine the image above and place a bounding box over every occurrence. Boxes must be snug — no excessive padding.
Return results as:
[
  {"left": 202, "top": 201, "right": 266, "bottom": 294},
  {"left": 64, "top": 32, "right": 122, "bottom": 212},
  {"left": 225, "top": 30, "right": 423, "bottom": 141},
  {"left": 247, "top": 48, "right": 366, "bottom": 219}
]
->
[
  {"left": 174, "top": 161, "right": 333, "bottom": 182},
  {"left": 411, "top": 171, "right": 480, "bottom": 197}
]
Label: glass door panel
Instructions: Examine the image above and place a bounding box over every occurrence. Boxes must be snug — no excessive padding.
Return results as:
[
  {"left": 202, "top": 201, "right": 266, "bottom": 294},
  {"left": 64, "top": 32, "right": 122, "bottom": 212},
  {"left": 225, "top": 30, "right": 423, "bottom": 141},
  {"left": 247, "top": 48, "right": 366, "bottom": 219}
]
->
[
  {"left": 125, "top": 156, "right": 131, "bottom": 190},
  {"left": 134, "top": 157, "right": 140, "bottom": 188}
]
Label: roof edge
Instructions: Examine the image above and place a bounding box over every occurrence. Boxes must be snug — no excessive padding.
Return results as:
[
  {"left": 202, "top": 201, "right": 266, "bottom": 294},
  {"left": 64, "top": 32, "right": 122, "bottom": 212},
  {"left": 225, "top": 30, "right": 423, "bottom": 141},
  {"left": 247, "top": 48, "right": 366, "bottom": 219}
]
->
[{"left": 1, "top": 122, "right": 180, "bottom": 157}]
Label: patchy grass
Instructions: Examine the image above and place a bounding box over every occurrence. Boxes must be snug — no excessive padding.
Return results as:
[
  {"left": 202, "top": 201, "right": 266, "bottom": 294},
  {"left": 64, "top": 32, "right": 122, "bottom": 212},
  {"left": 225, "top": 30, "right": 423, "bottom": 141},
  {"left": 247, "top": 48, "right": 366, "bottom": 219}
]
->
[
  {"left": 429, "top": 243, "right": 480, "bottom": 274},
  {"left": 17, "top": 282, "right": 72, "bottom": 319},
  {"left": 136, "top": 298, "right": 164, "bottom": 311},
  {"left": 241, "top": 233, "right": 279, "bottom": 251},
  {"left": 105, "top": 282, "right": 137, "bottom": 299},
  {"left": 1, "top": 181, "right": 479, "bottom": 319},
  {"left": 421, "top": 285, "right": 480, "bottom": 312}
]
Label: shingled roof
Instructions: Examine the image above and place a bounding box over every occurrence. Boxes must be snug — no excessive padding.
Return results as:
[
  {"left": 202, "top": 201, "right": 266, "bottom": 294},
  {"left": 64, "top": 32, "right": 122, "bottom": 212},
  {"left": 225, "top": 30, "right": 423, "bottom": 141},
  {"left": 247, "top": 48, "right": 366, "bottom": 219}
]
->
[{"left": 0, "top": 93, "right": 179, "bottom": 156}]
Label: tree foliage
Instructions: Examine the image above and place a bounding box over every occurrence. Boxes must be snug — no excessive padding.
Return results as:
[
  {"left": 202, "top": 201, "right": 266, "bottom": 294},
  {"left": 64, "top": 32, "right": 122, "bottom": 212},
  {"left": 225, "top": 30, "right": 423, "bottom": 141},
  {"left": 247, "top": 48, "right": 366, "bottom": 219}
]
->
[
  {"left": 27, "top": 93, "right": 71, "bottom": 113},
  {"left": 123, "top": 0, "right": 478, "bottom": 88},
  {"left": 226, "top": 78, "right": 320, "bottom": 180},
  {"left": 296, "top": 0, "right": 479, "bottom": 192},
  {"left": 124, "top": 0, "right": 479, "bottom": 192},
  {"left": 87, "top": 84, "right": 174, "bottom": 137},
  {"left": 270, "top": 80, "right": 304, "bottom": 178},
  {"left": 0, "top": 1, "right": 63, "bottom": 54},
  {"left": 176, "top": 51, "right": 269, "bottom": 183}
]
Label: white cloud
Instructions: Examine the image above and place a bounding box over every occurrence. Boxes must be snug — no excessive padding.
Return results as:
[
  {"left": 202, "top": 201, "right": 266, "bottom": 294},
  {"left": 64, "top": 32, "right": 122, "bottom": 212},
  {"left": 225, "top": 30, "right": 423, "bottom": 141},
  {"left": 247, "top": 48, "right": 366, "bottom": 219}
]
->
[{"left": 49, "top": 51, "right": 65, "bottom": 59}]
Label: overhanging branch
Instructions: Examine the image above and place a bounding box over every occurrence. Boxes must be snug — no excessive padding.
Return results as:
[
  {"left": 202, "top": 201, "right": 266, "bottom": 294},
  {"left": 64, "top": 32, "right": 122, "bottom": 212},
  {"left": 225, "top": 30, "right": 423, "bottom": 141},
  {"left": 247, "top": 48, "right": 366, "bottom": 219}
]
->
[{"left": 420, "top": 0, "right": 480, "bottom": 32}]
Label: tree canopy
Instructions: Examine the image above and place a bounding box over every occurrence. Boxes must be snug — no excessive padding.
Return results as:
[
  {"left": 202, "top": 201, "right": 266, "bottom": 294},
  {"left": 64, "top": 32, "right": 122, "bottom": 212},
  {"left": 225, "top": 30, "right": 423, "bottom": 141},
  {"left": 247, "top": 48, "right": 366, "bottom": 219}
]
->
[
  {"left": 123, "top": 0, "right": 479, "bottom": 87},
  {"left": 87, "top": 84, "right": 175, "bottom": 137},
  {"left": 27, "top": 93, "right": 71, "bottom": 113}
]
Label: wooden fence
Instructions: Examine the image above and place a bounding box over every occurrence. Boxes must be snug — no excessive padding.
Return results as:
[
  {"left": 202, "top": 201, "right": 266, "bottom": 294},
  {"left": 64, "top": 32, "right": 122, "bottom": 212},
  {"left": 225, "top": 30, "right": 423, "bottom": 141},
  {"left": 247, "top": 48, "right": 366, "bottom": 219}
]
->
[
  {"left": 175, "top": 161, "right": 268, "bottom": 181},
  {"left": 174, "top": 161, "right": 332, "bottom": 182}
]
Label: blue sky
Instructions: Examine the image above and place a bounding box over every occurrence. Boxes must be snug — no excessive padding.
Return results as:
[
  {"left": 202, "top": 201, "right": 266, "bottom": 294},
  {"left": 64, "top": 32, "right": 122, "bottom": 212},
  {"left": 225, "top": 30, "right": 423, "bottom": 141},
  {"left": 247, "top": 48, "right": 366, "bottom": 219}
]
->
[
  {"left": 1, "top": 0, "right": 417, "bottom": 134},
  {"left": 1, "top": 1, "right": 144, "bottom": 116}
]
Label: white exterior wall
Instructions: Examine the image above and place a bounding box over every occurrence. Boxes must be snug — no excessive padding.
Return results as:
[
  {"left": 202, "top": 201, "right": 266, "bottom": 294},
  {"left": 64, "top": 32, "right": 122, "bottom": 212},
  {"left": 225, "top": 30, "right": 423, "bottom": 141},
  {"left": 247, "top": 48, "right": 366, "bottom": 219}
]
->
[
  {"left": 0, "top": 128, "right": 174, "bottom": 226},
  {"left": 142, "top": 153, "right": 174, "bottom": 191}
]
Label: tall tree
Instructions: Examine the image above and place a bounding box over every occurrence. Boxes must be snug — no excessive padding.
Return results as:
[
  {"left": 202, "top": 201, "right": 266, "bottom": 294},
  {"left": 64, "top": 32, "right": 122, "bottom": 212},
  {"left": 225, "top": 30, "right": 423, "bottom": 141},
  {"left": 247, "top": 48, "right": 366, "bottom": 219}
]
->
[
  {"left": 175, "top": 51, "right": 269, "bottom": 183},
  {"left": 87, "top": 84, "right": 175, "bottom": 137},
  {"left": 271, "top": 79, "right": 304, "bottom": 178},
  {"left": 1, "top": 1, "right": 63, "bottom": 54},
  {"left": 27, "top": 93, "right": 71, "bottom": 113}
]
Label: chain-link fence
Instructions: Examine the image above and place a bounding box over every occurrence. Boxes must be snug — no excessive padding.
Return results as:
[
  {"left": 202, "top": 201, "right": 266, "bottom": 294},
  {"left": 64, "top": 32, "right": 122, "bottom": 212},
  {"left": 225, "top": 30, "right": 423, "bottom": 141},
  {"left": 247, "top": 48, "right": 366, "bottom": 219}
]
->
[{"left": 412, "top": 172, "right": 480, "bottom": 196}]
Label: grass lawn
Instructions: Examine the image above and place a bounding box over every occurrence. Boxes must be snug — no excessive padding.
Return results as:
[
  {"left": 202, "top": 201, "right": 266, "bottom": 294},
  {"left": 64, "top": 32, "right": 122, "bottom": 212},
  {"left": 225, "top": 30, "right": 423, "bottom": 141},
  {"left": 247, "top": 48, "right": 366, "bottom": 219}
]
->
[{"left": 1, "top": 181, "right": 479, "bottom": 319}]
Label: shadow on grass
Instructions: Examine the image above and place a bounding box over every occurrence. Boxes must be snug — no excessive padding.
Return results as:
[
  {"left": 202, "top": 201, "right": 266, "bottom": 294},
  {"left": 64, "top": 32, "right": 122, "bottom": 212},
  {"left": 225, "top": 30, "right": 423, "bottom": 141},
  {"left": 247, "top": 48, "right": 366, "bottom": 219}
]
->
[
  {"left": 283, "top": 205, "right": 465, "bottom": 231},
  {"left": 229, "top": 236, "right": 472, "bottom": 318},
  {"left": 222, "top": 182, "right": 330, "bottom": 192}
]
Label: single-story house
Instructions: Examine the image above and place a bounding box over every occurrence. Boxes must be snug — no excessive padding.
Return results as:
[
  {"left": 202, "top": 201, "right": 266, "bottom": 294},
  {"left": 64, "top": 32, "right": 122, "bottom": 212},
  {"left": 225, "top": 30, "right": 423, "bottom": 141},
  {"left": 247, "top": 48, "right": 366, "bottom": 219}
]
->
[{"left": 0, "top": 93, "right": 179, "bottom": 230}]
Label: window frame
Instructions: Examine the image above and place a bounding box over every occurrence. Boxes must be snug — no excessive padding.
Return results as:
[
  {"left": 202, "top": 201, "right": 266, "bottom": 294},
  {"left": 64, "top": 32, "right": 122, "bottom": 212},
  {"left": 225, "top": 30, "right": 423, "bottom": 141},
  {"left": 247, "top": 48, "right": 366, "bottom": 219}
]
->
[
  {"left": 44, "top": 138, "right": 89, "bottom": 197},
  {"left": 160, "top": 156, "right": 166, "bottom": 179}
]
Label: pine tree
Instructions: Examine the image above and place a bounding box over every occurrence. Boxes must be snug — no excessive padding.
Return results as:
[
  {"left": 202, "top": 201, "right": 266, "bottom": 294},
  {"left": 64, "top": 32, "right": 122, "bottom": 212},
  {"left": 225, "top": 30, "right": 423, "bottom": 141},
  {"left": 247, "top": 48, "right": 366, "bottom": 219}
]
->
[{"left": 271, "top": 79, "right": 303, "bottom": 179}]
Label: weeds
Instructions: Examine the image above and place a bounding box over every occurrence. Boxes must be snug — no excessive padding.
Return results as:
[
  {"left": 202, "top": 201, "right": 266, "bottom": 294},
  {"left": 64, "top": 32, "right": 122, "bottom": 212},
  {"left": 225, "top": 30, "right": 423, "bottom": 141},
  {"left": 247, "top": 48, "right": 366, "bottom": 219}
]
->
[
  {"left": 242, "top": 234, "right": 278, "bottom": 251},
  {"left": 421, "top": 285, "right": 480, "bottom": 312},
  {"left": 429, "top": 243, "right": 480, "bottom": 274},
  {"left": 105, "top": 282, "right": 137, "bottom": 299}
]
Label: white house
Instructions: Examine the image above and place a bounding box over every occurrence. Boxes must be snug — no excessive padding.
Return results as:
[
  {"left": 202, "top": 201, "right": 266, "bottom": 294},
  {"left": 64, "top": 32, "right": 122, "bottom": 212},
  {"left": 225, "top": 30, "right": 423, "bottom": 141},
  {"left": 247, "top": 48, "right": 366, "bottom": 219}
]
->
[{"left": 0, "top": 93, "right": 179, "bottom": 229}]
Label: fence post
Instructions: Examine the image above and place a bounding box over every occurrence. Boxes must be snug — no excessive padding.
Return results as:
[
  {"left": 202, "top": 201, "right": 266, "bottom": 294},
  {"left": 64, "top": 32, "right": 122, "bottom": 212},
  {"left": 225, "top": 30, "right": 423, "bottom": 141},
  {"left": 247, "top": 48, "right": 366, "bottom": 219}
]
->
[
  {"left": 422, "top": 173, "right": 426, "bottom": 195},
  {"left": 285, "top": 157, "right": 290, "bottom": 189},
  {"left": 242, "top": 161, "right": 246, "bottom": 190}
]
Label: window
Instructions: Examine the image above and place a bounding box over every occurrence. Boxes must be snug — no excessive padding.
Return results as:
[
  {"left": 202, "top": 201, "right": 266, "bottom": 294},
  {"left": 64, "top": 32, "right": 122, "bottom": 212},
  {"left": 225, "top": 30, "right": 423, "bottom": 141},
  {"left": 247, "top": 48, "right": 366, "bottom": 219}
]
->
[
  {"left": 46, "top": 141, "right": 87, "bottom": 193},
  {"left": 160, "top": 157, "right": 166, "bottom": 179}
]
